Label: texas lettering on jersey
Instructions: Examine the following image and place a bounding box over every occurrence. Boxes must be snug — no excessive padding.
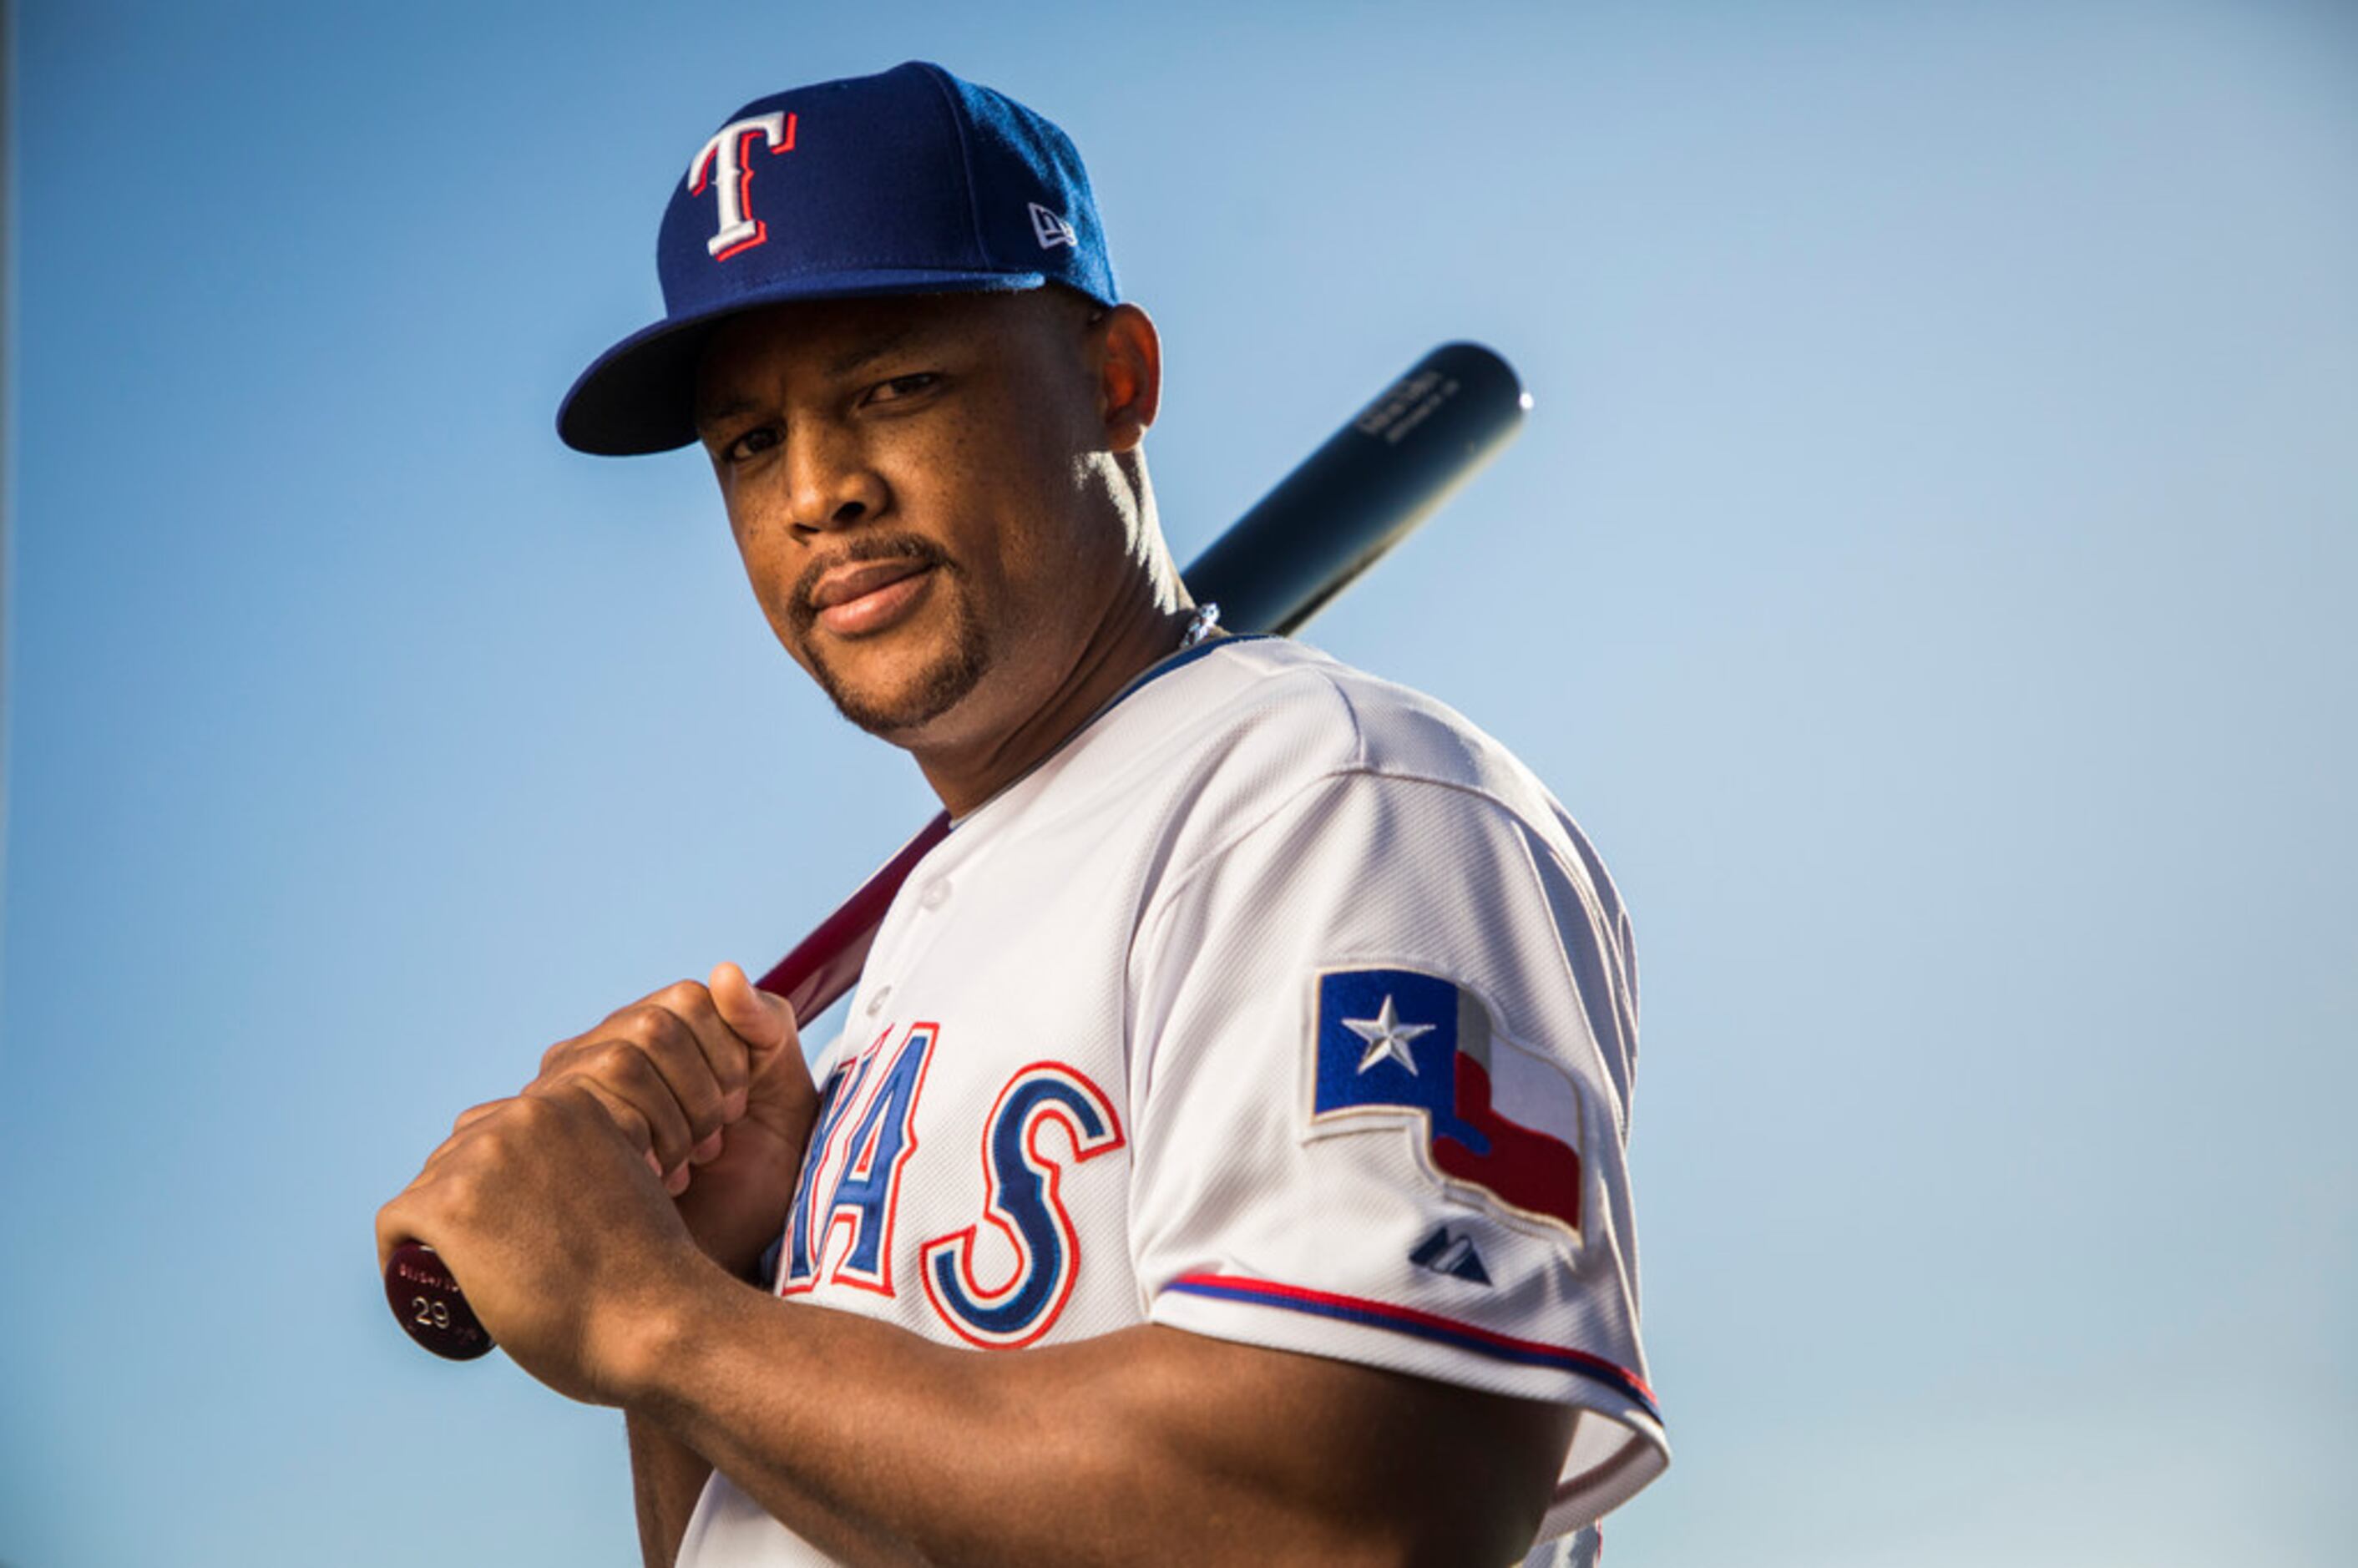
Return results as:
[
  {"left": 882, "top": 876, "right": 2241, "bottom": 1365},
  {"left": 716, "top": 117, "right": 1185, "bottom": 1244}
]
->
[{"left": 777, "top": 1022, "right": 1126, "bottom": 1349}]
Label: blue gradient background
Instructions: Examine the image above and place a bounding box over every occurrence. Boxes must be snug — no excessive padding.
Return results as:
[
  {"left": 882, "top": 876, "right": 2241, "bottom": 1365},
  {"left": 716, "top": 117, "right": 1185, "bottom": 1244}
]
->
[{"left": 5, "top": 3, "right": 2353, "bottom": 1564}]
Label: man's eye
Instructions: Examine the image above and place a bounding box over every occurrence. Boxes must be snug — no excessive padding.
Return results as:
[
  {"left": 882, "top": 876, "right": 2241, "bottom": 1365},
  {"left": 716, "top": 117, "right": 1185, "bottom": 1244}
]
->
[
  {"left": 725, "top": 427, "right": 781, "bottom": 462},
  {"left": 867, "top": 372, "right": 941, "bottom": 403}
]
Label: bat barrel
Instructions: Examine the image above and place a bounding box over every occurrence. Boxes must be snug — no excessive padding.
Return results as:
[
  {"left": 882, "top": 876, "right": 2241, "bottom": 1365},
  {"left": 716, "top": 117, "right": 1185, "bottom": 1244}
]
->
[{"left": 1184, "top": 341, "right": 1527, "bottom": 638}]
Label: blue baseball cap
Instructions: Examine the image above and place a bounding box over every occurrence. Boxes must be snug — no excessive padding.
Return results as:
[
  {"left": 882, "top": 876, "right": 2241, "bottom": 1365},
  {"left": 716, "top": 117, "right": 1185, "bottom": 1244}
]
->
[{"left": 557, "top": 61, "right": 1120, "bottom": 456}]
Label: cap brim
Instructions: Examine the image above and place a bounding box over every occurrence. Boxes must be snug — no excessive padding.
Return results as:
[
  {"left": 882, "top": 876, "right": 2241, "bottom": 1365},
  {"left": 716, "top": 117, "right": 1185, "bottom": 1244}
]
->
[{"left": 555, "top": 268, "right": 1051, "bottom": 456}]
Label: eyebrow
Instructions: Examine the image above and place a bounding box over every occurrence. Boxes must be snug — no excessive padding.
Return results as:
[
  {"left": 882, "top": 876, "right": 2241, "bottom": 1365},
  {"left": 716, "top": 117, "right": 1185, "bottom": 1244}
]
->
[
  {"left": 694, "top": 393, "right": 760, "bottom": 432},
  {"left": 694, "top": 321, "right": 933, "bottom": 432},
  {"left": 827, "top": 321, "right": 923, "bottom": 378}
]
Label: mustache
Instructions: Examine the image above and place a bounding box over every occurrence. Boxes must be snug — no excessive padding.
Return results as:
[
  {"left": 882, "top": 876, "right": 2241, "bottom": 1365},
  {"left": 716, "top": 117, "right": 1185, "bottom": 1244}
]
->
[{"left": 787, "top": 534, "right": 957, "bottom": 633}]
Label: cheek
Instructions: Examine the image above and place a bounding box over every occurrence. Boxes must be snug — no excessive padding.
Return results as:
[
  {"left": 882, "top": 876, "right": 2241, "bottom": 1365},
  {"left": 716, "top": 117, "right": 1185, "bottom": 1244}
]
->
[{"left": 726, "top": 511, "right": 807, "bottom": 655}]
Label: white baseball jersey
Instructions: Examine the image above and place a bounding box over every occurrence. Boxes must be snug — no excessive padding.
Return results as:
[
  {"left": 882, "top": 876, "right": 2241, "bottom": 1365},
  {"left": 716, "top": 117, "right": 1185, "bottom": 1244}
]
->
[{"left": 678, "top": 636, "right": 1668, "bottom": 1565}]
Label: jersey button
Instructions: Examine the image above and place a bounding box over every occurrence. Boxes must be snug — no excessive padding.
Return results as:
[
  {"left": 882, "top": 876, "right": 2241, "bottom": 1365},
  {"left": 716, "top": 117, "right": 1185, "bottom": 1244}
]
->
[
  {"left": 919, "top": 877, "right": 952, "bottom": 910},
  {"left": 865, "top": 984, "right": 892, "bottom": 1018}
]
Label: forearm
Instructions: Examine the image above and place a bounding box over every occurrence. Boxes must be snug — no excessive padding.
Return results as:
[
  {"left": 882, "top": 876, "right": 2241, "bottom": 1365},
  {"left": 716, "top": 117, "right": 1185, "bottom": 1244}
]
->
[
  {"left": 628, "top": 1411, "right": 715, "bottom": 1568},
  {"left": 621, "top": 1277, "right": 1118, "bottom": 1566},
  {"left": 617, "top": 1269, "right": 1562, "bottom": 1566}
]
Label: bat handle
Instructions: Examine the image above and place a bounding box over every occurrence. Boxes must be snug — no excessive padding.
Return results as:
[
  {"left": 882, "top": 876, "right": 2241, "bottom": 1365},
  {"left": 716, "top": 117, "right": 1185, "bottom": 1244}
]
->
[{"left": 384, "top": 1241, "right": 496, "bottom": 1360}]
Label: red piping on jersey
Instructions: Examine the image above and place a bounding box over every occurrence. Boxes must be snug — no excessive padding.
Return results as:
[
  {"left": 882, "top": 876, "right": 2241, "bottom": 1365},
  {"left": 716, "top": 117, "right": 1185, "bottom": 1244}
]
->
[{"left": 1163, "top": 1272, "right": 1658, "bottom": 1417}]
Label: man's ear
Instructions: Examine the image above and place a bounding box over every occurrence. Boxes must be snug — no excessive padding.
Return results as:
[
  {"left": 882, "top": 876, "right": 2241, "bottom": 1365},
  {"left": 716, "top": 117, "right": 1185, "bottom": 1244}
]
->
[{"left": 1095, "top": 302, "right": 1162, "bottom": 453}]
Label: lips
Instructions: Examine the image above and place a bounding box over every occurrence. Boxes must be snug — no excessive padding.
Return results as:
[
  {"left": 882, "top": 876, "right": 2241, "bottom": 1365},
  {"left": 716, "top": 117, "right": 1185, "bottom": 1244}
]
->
[
  {"left": 812, "top": 559, "right": 928, "bottom": 611},
  {"left": 804, "top": 556, "right": 938, "bottom": 638}
]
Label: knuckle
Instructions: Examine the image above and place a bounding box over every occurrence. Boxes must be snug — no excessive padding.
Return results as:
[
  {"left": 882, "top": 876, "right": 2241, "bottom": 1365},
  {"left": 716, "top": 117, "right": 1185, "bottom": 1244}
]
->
[
  {"left": 440, "top": 1170, "right": 487, "bottom": 1223},
  {"left": 507, "top": 1092, "right": 563, "bottom": 1131},
  {"left": 619, "top": 1002, "right": 678, "bottom": 1042},
  {"left": 585, "top": 1038, "right": 649, "bottom": 1080}
]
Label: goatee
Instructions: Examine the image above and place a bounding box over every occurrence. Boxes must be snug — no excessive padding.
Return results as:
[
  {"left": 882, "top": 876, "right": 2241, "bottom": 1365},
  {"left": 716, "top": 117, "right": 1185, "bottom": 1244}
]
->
[{"left": 789, "top": 535, "right": 991, "bottom": 736}]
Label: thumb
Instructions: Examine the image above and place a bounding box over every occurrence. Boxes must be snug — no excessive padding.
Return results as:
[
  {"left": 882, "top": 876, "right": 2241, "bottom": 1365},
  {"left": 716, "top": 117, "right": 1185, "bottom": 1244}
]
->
[
  {"left": 709, "top": 962, "right": 815, "bottom": 1144},
  {"left": 709, "top": 960, "right": 800, "bottom": 1060}
]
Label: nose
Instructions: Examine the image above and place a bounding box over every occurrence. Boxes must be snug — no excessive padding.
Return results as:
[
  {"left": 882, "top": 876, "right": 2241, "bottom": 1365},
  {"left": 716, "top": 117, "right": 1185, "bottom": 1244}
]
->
[{"left": 786, "top": 423, "right": 889, "bottom": 536}]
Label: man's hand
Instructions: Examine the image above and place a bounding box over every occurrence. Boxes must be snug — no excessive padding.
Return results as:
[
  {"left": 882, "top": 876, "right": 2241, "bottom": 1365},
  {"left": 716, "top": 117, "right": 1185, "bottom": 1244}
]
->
[
  {"left": 377, "top": 1083, "right": 710, "bottom": 1403},
  {"left": 516, "top": 962, "right": 817, "bottom": 1278},
  {"left": 374, "top": 964, "right": 819, "bottom": 1401}
]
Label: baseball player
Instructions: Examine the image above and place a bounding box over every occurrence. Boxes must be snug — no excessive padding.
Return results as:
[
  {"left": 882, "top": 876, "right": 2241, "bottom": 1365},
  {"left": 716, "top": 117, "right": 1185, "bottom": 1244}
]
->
[{"left": 378, "top": 61, "right": 1666, "bottom": 1566}]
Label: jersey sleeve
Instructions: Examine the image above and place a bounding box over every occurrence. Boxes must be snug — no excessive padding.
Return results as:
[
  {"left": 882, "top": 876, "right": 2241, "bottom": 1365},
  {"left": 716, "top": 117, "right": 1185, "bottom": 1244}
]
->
[{"left": 1125, "top": 767, "right": 1668, "bottom": 1535}]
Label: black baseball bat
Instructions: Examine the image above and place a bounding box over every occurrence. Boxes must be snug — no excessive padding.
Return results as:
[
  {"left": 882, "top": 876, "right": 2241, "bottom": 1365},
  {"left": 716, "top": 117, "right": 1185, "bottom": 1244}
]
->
[{"left": 386, "top": 341, "right": 1528, "bottom": 1361}]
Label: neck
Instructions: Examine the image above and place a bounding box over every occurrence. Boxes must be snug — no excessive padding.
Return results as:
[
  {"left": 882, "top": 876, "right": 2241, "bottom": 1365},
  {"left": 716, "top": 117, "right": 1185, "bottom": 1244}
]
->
[{"left": 908, "top": 502, "right": 1193, "bottom": 818}]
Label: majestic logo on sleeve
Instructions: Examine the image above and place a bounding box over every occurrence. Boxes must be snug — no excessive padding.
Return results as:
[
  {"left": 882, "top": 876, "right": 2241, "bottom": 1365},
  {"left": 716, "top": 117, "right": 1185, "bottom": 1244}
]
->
[
  {"left": 1309, "top": 968, "right": 1586, "bottom": 1242},
  {"left": 1409, "top": 1224, "right": 1493, "bottom": 1285},
  {"left": 688, "top": 111, "right": 799, "bottom": 260}
]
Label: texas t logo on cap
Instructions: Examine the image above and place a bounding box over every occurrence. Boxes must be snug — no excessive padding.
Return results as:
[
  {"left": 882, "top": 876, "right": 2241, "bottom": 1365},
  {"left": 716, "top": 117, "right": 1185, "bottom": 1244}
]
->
[{"left": 688, "top": 112, "right": 799, "bottom": 260}]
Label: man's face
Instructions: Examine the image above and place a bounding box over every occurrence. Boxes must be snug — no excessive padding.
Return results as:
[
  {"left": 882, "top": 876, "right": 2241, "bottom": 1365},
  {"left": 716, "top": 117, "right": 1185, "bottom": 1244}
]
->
[{"left": 693, "top": 291, "right": 1139, "bottom": 746}]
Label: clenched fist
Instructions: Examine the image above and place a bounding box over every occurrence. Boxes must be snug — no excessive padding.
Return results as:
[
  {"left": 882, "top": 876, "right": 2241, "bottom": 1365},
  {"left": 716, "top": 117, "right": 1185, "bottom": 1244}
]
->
[
  {"left": 519, "top": 960, "right": 818, "bottom": 1278},
  {"left": 376, "top": 963, "right": 818, "bottom": 1402}
]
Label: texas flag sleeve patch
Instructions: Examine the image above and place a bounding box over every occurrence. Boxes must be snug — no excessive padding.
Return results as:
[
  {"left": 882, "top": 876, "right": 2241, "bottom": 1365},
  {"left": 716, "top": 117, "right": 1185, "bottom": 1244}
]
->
[{"left": 1309, "top": 967, "right": 1585, "bottom": 1242}]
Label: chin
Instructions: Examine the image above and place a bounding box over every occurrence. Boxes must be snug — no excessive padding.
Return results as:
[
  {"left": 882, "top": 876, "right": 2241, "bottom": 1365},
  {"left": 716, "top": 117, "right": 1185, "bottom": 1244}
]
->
[{"left": 811, "top": 630, "right": 991, "bottom": 738}]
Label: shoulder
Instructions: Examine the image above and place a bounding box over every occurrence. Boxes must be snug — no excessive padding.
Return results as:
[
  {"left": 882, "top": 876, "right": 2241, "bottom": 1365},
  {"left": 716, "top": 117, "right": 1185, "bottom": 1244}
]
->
[
  {"left": 967, "top": 636, "right": 1621, "bottom": 944},
  {"left": 1069, "top": 640, "right": 1620, "bottom": 948},
  {"left": 1153, "top": 637, "right": 1571, "bottom": 833}
]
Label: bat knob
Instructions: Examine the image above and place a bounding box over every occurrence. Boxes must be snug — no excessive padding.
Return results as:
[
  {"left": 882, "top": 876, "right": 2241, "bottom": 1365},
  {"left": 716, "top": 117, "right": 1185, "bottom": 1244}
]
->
[{"left": 385, "top": 1241, "right": 496, "bottom": 1361}]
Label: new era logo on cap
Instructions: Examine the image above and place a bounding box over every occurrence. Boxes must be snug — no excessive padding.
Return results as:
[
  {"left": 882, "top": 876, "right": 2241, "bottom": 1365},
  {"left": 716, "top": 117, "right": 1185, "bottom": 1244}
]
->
[{"left": 1029, "top": 201, "right": 1077, "bottom": 250}]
